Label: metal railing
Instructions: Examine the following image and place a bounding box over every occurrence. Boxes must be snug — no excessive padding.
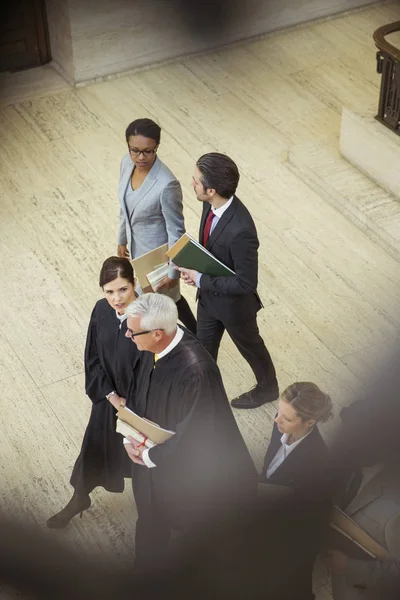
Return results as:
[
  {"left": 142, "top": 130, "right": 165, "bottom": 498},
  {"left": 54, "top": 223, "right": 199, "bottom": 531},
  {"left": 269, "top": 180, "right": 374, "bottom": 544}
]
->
[{"left": 374, "top": 21, "right": 400, "bottom": 135}]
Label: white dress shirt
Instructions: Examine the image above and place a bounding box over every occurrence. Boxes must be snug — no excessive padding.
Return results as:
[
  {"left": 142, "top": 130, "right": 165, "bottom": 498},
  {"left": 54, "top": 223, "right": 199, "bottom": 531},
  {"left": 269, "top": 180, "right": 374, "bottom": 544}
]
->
[
  {"left": 116, "top": 311, "right": 128, "bottom": 324},
  {"left": 196, "top": 196, "right": 234, "bottom": 287},
  {"left": 266, "top": 428, "right": 314, "bottom": 479},
  {"left": 141, "top": 326, "right": 184, "bottom": 468}
]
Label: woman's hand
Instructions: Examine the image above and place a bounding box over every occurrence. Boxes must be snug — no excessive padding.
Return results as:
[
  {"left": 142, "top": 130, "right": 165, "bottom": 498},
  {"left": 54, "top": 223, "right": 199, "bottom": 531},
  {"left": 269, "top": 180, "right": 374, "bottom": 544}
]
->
[
  {"left": 117, "top": 245, "right": 129, "bottom": 258},
  {"left": 154, "top": 276, "right": 179, "bottom": 292}
]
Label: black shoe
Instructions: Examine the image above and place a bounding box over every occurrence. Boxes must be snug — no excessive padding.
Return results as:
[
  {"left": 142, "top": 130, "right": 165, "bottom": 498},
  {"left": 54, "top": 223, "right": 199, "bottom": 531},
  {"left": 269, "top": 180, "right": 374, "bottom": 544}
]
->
[
  {"left": 231, "top": 385, "right": 279, "bottom": 409},
  {"left": 46, "top": 492, "right": 91, "bottom": 529}
]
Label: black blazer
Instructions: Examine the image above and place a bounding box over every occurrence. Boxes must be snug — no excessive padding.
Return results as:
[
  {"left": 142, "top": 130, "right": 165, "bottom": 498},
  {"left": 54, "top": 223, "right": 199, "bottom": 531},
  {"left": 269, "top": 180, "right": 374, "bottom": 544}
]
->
[
  {"left": 198, "top": 196, "right": 262, "bottom": 325},
  {"left": 261, "top": 422, "right": 330, "bottom": 499}
]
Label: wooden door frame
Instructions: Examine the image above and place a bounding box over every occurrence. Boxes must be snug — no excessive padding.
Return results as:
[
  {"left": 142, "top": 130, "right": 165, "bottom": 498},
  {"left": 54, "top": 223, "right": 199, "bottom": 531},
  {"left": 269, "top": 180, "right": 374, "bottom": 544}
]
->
[{"left": 33, "top": 0, "right": 51, "bottom": 64}]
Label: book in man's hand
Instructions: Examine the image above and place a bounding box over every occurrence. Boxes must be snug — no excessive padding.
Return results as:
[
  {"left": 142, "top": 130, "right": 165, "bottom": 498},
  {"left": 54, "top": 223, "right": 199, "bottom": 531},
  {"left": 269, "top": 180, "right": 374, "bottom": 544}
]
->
[
  {"left": 116, "top": 406, "right": 175, "bottom": 448},
  {"left": 166, "top": 233, "right": 235, "bottom": 277}
]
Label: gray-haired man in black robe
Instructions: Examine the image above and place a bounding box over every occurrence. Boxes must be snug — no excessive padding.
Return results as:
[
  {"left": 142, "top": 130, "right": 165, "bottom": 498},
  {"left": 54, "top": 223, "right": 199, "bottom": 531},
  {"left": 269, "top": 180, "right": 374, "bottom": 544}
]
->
[{"left": 123, "top": 293, "right": 257, "bottom": 571}]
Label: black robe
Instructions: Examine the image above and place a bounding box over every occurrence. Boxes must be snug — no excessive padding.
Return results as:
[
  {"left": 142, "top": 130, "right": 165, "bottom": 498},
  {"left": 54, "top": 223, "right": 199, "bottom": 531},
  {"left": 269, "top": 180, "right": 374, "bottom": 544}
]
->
[
  {"left": 70, "top": 299, "right": 139, "bottom": 495},
  {"left": 127, "top": 329, "right": 257, "bottom": 567}
]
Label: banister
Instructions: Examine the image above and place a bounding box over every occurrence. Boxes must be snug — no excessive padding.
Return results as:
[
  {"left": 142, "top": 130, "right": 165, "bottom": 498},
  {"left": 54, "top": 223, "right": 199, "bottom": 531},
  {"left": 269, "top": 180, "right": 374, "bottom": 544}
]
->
[{"left": 373, "top": 21, "right": 400, "bottom": 62}]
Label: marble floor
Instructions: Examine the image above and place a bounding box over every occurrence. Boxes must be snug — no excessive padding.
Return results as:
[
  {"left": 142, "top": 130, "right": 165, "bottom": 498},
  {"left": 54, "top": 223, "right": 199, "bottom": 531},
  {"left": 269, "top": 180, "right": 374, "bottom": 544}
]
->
[{"left": 1, "top": 2, "right": 400, "bottom": 598}]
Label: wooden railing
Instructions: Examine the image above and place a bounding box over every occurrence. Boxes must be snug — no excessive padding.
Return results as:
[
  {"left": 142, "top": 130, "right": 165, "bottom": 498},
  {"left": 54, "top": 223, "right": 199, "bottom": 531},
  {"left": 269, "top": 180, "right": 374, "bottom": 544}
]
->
[{"left": 374, "top": 21, "right": 400, "bottom": 135}]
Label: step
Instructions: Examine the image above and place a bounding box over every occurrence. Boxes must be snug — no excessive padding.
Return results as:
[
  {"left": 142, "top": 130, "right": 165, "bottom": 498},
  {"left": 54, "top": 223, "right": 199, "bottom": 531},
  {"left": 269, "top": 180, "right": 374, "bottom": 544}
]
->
[
  {"left": 287, "top": 142, "right": 400, "bottom": 263},
  {"left": 340, "top": 106, "right": 400, "bottom": 198}
]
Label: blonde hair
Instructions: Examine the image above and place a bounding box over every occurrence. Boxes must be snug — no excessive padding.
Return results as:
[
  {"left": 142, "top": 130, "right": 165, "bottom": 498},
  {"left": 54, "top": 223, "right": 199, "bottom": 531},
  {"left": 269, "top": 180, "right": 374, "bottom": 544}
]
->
[{"left": 281, "top": 382, "right": 333, "bottom": 423}]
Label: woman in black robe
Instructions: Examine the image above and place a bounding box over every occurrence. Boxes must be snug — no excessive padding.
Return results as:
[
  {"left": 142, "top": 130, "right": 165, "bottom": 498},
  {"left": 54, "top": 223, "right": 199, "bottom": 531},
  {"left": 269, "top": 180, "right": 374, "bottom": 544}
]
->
[{"left": 47, "top": 257, "right": 139, "bottom": 528}]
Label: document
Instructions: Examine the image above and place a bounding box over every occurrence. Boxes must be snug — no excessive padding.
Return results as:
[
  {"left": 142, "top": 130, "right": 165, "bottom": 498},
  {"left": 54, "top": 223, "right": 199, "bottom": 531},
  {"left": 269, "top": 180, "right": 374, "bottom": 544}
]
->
[
  {"left": 116, "top": 406, "right": 175, "bottom": 447},
  {"left": 146, "top": 263, "right": 181, "bottom": 302}
]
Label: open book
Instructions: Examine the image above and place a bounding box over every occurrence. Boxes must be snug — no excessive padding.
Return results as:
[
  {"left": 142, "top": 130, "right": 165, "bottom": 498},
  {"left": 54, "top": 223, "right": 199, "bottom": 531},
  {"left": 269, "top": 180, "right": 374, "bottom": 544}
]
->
[
  {"left": 146, "top": 262, "right": 181, "bottom": 303},
  {"left": 131, "top": 243, "right": 168, "bottom": 292},
  {"left": 116, "top": 406, "right": 175, "bottom": 448},
  {"left": 131, "top": 243, "right": 181, "bottom": 301}
]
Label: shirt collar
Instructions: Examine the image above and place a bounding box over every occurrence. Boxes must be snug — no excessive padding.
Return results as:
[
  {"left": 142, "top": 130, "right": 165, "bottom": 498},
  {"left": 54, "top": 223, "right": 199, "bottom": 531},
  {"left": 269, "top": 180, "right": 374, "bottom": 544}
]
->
[
  {"left": 116, "top": 311, "right": 128, "bottom": 322},
  {"left": 211, "top": 195, "right": 234, "bottom": 219},
  {"left": 280, "top": 427, "right": 314, "bottom": 452},
  {"left": 157, "top": 325, "right": 184, "bottom": 359}
]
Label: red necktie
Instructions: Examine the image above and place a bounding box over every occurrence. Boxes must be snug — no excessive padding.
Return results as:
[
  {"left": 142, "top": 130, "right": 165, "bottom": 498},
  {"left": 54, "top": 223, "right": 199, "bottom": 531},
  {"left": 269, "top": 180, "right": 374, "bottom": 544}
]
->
[{"left": 203, "top": 210, "right": 215, "bottom": 246}]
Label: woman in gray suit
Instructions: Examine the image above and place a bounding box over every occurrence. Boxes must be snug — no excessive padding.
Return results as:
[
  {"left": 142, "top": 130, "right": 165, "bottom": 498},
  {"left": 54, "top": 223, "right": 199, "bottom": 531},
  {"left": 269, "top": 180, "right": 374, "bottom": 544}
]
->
[{"left": 117, "top": 118, "right": 196, "bottom": 334}]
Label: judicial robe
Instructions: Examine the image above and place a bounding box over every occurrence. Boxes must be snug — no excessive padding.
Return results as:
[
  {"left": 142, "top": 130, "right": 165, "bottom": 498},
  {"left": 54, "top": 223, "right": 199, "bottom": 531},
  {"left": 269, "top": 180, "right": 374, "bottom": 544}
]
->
[
  {"left": 128, "top": 329, "right": 257, "bottom": 565},
  {"left": 70, "top": 298, "right": 139, "bottom": 495}
]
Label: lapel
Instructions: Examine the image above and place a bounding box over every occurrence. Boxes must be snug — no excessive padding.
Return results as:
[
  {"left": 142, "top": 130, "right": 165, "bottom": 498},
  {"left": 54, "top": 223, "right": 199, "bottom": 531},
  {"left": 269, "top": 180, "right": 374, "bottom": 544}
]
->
[
  {"left": 118, "top": 155, "right": 133, "bottom": 222},
  {"left": 206, "top": 196, "right": 237, "bottom": 251},
  {"left": 120, "top": 156, "right": 162, "bottom": 221},
  {"left": 346, "top": 467, "right": 389, "bottom": 516},
  {"left": 263, "top": 421, "right": 282, "bottom": 472},
  {"left": 269, "top": 426, "right": 321, "bottom": 478}
]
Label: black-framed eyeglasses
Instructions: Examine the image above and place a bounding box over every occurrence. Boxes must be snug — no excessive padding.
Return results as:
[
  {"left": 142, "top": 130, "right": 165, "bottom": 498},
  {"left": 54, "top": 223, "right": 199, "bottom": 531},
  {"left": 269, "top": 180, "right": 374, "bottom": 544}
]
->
[
  {"left": 126, "top": 328, "right": 164, "bottom": 338},
  {"left": 128, "top": 147, "right": 157, "bottom": 157}
]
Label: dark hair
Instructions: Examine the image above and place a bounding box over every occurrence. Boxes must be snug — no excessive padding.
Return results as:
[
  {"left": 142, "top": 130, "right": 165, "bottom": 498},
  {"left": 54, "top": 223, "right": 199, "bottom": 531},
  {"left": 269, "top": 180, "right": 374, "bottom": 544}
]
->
[
  {"left": 125, "top": 118, "right": 161, "bottom": 144},
  {"left": 281, "top": 382, "right": 333, "bottom": 423},
  {"left": 196, "top": 152, "right": 239, "bottom": 199},
  {"left": 99, "top": 257, "right": 135, "bottom": 288}
]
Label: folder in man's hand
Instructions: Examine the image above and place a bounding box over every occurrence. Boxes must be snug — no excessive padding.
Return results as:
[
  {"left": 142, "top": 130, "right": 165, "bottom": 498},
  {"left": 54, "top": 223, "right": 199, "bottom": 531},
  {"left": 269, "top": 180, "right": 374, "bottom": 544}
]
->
[{"left": 167, "top": 233, "right": 235, "bottom": 277}]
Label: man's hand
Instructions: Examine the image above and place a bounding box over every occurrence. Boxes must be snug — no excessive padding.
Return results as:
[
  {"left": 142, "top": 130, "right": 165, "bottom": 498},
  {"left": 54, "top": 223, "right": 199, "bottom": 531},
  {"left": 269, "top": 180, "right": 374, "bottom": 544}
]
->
[
  {"left": 153, "top": 276, "right": 179, "bottom": 292},
  {"left": 124, "top": 436, "right": 146, "bottom": 466},
  {"left": 117, "top": 244, "right": 130, "bottom": 258},
  {"left": 107, "top": 393, "right": 126, "bottom": 410},
  {"left": 177, "top": 267, "right": 199, "bottom": 287}
]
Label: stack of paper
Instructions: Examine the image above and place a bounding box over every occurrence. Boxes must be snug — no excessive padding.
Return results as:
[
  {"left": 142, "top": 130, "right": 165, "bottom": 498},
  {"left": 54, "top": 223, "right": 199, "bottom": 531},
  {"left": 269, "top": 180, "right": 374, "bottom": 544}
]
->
[
  {"left": 131, "top": 244, "right": 181, "bottom": 302},
  {"left": 117, "top": 406, "right": 175, "bottom": 449}
]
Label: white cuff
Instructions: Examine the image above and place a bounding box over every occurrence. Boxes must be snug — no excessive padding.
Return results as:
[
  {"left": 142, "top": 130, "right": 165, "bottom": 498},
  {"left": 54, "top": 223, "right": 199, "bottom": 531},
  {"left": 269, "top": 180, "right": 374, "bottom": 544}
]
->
[
  {"left": 142, "top": 448, "right": 156, "bottom": 468},
  {"left": 195, "top": 272, "right": 203, "bottom": 288}
]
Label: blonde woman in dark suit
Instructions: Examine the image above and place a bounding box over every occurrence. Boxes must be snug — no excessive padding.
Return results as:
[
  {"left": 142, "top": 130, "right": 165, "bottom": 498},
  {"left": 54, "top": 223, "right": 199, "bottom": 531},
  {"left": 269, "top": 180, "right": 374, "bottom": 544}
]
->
[
  {"left": 261, "top": 381, "right": 332, "bottom": 496},
  {"left": 260, "top": 382, "right": 333, "bottom": 600}
]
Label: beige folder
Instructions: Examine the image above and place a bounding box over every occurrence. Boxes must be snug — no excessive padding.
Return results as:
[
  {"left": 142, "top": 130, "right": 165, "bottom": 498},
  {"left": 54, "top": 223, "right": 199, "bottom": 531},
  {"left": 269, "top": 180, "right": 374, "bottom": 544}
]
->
[{"left": 131, "top": 243, "right": 168, "bottom": 292}]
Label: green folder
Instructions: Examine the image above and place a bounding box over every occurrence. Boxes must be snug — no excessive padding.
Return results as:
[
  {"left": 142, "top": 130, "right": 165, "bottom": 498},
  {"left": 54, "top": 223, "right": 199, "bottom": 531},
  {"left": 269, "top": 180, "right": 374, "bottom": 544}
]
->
[{"left": 167, "top": 234, "right": 235, "bottom": 277}]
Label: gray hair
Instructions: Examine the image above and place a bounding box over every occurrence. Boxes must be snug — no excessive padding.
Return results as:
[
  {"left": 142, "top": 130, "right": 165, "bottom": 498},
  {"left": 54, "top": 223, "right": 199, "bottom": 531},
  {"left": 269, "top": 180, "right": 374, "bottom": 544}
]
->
[{"left": 125, "top": 293, "right": 178, "bottom": 335}]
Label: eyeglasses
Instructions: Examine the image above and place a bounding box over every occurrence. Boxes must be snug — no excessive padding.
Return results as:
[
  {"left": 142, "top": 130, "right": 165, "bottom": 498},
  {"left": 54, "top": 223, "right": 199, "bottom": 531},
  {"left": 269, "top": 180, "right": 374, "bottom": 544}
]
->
[
  {"left": 128, "top": 147, "right": 157, "bottom": 157},
  {"left": 126, "top": 328, "right": 164, "bottom": 338}
]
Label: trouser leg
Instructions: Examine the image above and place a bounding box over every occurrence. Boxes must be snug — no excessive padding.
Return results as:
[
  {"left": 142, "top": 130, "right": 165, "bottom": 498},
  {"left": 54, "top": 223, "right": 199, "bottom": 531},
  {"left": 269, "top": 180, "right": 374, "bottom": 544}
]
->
[
  {"left": 176, "top": 295, "right": 197, "bottom": 335},
  {"left": 225, "top": 317, "right": 277, "bottom": 389},
  {"left": 196, "top": 301, "right": 225, "bottom": 361}
]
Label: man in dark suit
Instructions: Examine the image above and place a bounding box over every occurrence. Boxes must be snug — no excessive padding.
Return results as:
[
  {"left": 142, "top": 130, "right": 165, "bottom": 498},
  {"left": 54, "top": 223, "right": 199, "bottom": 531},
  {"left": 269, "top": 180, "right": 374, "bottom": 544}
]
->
[{"left": 179, "top": 152, "right": 278, "bottom": 408}]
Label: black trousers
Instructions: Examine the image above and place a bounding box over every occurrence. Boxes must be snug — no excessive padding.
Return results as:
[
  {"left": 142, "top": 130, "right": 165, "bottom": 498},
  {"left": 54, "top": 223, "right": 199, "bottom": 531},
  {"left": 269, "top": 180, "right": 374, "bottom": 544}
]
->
[
  {"left": 197, "top": 300, "right": 277, "bottom": 389},
  {"left": 176, "top": 295, "right": 197, "bottom": 336}
]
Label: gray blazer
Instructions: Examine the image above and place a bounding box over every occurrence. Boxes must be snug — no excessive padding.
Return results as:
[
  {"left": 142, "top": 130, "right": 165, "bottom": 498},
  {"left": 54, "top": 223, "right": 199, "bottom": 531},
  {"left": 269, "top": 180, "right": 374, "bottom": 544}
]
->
[{"left": 118, "top": 154, "right": 184, "bottom": 279}]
